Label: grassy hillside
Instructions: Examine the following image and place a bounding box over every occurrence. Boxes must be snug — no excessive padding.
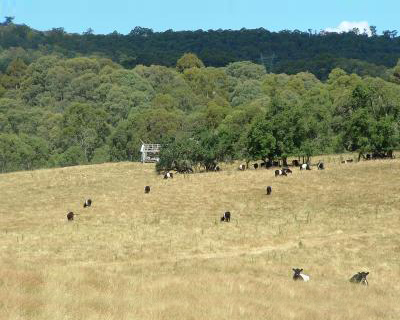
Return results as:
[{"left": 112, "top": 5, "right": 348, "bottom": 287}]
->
[{"left": 1, "top": 157, "right": 400, "bottom": 319}]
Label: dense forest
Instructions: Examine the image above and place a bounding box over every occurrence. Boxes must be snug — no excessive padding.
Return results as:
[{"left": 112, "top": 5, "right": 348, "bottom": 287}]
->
[{"left": 0, "top": 20, "right": 399, "bottom": 173}]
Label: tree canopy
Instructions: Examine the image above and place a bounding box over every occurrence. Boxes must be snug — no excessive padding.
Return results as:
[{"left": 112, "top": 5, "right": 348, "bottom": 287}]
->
[{"left": 0, "top": 27, "right": 399, "bottom": 173}]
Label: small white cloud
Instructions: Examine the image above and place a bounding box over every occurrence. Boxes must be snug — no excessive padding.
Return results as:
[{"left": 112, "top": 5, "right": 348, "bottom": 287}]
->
[{"left": 325, "top": 21, "right": 371, "bottom": 36}]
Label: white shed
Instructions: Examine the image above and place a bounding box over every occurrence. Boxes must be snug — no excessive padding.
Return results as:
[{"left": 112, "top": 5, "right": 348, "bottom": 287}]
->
[{"left": 140, "top": 143, "right": 161, "bottom": 163}]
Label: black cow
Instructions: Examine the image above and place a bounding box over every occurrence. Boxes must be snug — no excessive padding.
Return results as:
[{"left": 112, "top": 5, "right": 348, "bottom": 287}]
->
[
  {"left": 317, "top": 161, "right": 324, "bottom": 170},
  {"left": 83, "top": 199, "right": 92, "bottom": 208},
  {"left": 292, "top": 268, "right": 310, "bottom": 282},
  {"left": 67, "top": 211, "right": 75, "bottom": 221},
  {"left": 144, "top": 186, "right": 151, "bottom": 194},
  {"left": 349, "top": 272, "right": 369, "bottom": 286},
  {"left": 253, "top": 163, "right": 259, "bottom": 170},
  {"left": 266, "top": 186, "right": 272, "bottom": 195},
  {"left": 221, "top": 211, "right": 231, "bottom": 222}
]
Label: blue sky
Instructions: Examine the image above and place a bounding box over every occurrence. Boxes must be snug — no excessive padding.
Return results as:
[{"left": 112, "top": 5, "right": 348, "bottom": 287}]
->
[{"left": 1, "top": 0, "right": 399, "bottom": 35}]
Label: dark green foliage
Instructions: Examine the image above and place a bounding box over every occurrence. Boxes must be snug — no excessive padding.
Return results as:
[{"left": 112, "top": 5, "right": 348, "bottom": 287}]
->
[{"left": 2, "top": 24, "right": 400, "bottom": 79}]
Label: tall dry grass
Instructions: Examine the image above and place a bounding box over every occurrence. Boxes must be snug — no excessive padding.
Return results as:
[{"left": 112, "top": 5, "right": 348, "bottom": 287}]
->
[{"left": 0, "top": 157, "right": 399, "bottom": 319}]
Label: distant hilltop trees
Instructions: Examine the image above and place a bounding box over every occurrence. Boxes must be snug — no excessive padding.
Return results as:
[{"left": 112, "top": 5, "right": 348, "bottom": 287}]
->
[
  {"left": 0, "top": 21, "right": 399, "bottom": 79},
  {"left": 0, "top": 16, "right": 14, "bottom": 26}
]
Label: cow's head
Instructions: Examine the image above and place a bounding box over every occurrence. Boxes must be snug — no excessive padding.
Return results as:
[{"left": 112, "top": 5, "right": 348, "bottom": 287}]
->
[{"left": 293, "top": 268, "right": 303, "bottom": 276}]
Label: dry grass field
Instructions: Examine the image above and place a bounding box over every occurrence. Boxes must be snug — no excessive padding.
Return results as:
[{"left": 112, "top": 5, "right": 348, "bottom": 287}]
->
[{"left": 1, "top": 155, "right": 400, "bottom": 319}]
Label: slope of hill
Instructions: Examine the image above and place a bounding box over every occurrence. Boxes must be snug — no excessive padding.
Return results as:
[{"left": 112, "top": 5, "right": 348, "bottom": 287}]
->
[{"left": 1, "top": 158, "right": 399, "bottom": 319}]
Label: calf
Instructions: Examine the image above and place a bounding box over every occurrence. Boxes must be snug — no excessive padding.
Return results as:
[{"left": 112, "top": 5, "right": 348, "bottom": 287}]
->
[
  {"left": 266, "top": 186, "right": 272, "bottom": 195},
  {"left": 349, "top": 272, "right": 369, "bottom": 286},
  {"left": 83, "top": 199, "right": 92, "bottom": 208},
  {"left": 144, "top": 186, "right": 151, "bottom": 194},
  {"left": 275, "top": 169, "right": 287, "bottom": 177},
  {"left": 238, "top": 164, "right": 246, "bottom": 171},
  {"left": 317, "top": 161, "right": 324, "bottom": 170},
  {"left": 253, "top": 163, "right": 259, "bottom": 170},
  {"left": 221, "top": 211, "right": 231, "bottom": 222},
  {"left": 292, "top": 268, "right": 310, "bottom": 282}
]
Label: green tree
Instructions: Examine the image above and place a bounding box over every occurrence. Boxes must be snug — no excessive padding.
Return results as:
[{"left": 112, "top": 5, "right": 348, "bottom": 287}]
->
[
  {"left": 246, "top": 118, "right": 276, "bottom": 162},
  {"left": 225, "top": 61, "right": 266, "bottom": 80},
  {"left": 59, "top": 103, "right": 110, "bottom": 162},
  {"left": 176, "top": 53, "right": 205, "bottom": 73}
]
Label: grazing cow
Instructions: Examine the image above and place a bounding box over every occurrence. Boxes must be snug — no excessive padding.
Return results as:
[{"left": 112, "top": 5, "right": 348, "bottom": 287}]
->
[
  {"left": 292, "top": 268, "right": 310, "bottom": 282},
  {"left": 292, "top": 160, "right": 300, "bottom": 167},
  {"left": 300, "top": 163, "right": 311, "bottom": 170},
  {"left": 83, "top": 199, "right": 92, "bottom": 208},
  {"left": 67, "top": 211, "right": 75, "bottom": 221},
  {"left": 266, "top": 186, "right": 272, "bottom": 195},
  {"left": 239, "top": 164, "right": 246, "bottom": 171},
  {"left": 253, "top": 163, "right": 259, "bottom": 170},
  {"left": 283, "top": 168, "right": 292, "bottom": 174},
  {"left": 144, "top": 186, "right": 151, "bottom": 194},
  {"left": 349, "top": 272, "right": 369, "bottom": 286},
  {"left": 317, "top": 161, "right": 324, "bottom": 170},
  {"left": 221, "top": 211, "right": 231, "bottom": 222},
  {"left": 275, "top": 169, "right": 287, "bottom": 177}
]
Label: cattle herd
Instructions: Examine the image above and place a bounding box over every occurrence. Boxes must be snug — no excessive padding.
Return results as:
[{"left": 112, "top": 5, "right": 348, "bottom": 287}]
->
[
  {"left": 238, "top": 160, "right": 325, "bottom": 173},
  {"left": 64, "top": 162, "right": 371, "bottom": 286}
]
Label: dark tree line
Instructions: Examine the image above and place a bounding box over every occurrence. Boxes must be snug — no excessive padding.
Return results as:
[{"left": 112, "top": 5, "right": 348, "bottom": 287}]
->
[{"left": 0, "top": 21, "right": 400, "bottom": 79}]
